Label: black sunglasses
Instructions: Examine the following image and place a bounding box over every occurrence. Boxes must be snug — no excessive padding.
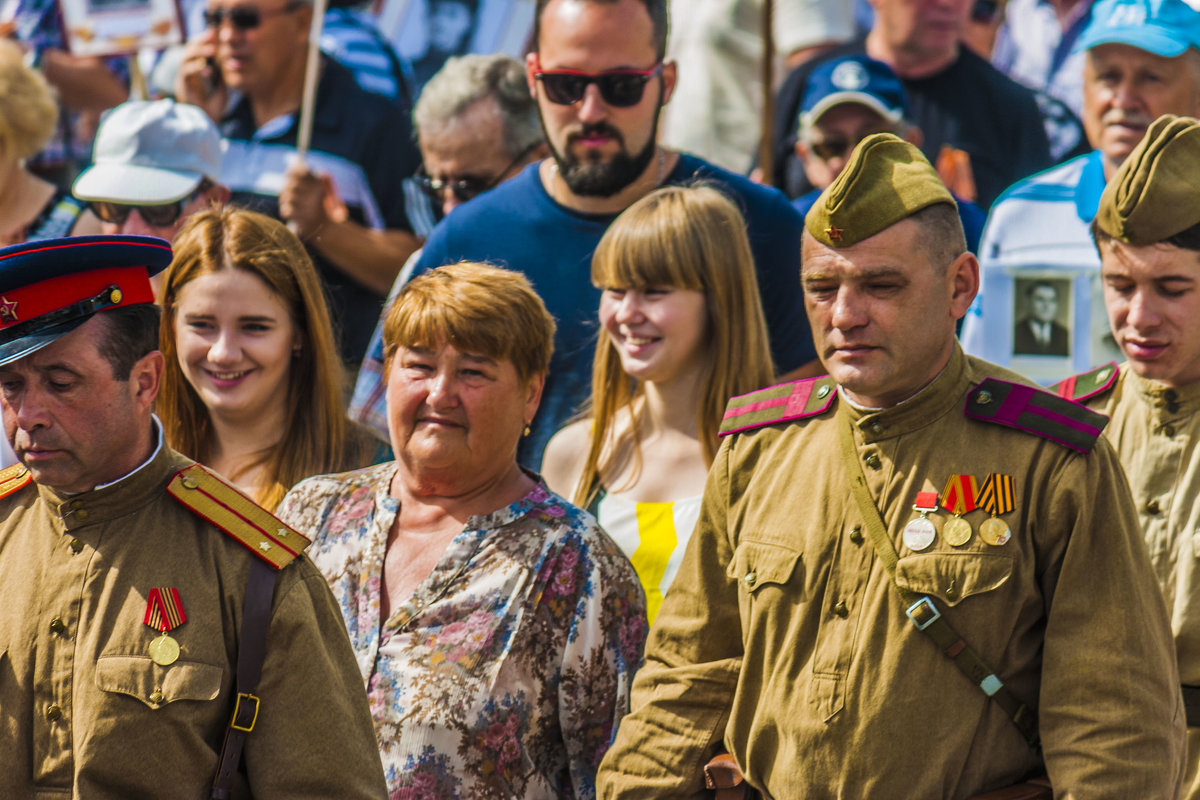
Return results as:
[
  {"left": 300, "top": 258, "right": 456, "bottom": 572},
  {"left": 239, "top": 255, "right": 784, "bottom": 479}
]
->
[
  {"left": 203, "top": 1, "right": 301, "bottom": 31},
  {"left": 90, "top": 181, "right": 212, "bottom": 227},
  {"left": 809, "top": 137, "right": 854, "bottom": 162},
  {"left": 415, "top": 143, "right": 540, "bottom": 204},
  {"left": 533, "top": 57, "right": 663, "bottom": 107}
]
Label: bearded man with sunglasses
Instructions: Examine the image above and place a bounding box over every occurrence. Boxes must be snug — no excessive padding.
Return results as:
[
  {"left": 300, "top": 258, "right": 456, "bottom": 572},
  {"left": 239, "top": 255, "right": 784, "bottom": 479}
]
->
[
  {"left": 176, "top": 0, "right": 421, "bottom": 370},
  {"left": 408, "top": 0, "right": 821, "bottom": 471}
]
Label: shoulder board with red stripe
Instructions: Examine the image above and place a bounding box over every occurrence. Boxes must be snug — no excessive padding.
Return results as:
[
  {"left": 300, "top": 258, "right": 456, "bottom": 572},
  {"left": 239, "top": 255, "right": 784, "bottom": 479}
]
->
[
  {"left": 964, "top": 378, "right": 1109, "bottom": 454},
  {"left": 1048, "top": 362, "right": 1119, "bottom": 404},
  {"left": 0, "top": 463, "right": 32, "bottom": 499},
  {"left": 166, "top": 464, "right": 309, "bottom": 570},
  {"left": 719, "top": 375, "right": 837, "bottom": 437}
]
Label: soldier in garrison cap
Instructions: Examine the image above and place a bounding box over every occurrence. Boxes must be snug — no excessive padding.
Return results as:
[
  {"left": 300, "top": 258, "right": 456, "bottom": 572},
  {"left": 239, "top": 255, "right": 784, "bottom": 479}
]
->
[
  {"left": 598, "top": 133, "right": 1184, "bottom": 799},
  {"left": 1054, "top": 113, "right": 1200, "bottom": 800},
  {"left": 0, "top": 236, "right": 387, "bottom": 798}
]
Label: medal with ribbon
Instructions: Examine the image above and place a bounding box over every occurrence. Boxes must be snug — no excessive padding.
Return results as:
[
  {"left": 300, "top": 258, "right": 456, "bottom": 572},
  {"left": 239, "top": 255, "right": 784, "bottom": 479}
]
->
[
  {"left": 940, "top": 474, "right": 978, "bottom": 547},
  {"left": 144, "top": 587, "right": 186, "bottom": 666},
  {"left": 976, "top": 473, "right": 1014, "bottom": 546},
  {"left": 903, "top": 490, "right": 939, "bottom": 552}
]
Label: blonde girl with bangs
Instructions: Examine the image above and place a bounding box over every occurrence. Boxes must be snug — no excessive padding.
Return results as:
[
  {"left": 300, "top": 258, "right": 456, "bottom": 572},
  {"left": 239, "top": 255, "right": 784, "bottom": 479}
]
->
[
  {"left": 543, "top": 184, "right": 775, "bottom": 622},
  {"left": 158, "top": 206, "right": 383, "bottom": 509}
]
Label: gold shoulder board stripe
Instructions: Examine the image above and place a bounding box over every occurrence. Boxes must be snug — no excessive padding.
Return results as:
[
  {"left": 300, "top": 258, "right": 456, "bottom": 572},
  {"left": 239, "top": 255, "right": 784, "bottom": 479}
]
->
[
  {"left": 0, "top": 464, "right": 32, "bottom": 499},
  {"left": 1049, "top": 362, "right": 1119, "bottom": 404},
  {"left": 719, "top": 375, "right": 836, "bottom": 437},
  {"left": 166, "top": 465, "right": 309, "bottom": 570}
]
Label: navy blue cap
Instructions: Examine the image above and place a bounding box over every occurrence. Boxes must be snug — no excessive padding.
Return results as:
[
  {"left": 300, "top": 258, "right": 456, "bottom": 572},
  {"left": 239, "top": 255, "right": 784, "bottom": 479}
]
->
[
  {"left": 0, "top": 235, "right": 171, "bottom": 366},
  {"left": 800, "top": 55, "right": 908, "bottom": 130}
]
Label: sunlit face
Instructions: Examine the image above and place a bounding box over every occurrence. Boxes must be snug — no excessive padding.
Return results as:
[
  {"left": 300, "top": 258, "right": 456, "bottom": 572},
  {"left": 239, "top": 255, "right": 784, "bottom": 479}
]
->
[
  {"left": 869, "top": 0, "right": 972, "bottom": 62},
  {"left": 1101, "top": 238, "right": 1200, "bottom": 388},
  {"left": 99, "top": 190, "right": 220, "bottom": 242},
  {"left": 1083, "top": 44, "right": 1200, "bottom": 173},
  {"left": 172, "top": 269, "right": 298, "bottom": 425},
  {"left": 798, "top": 104, "right": 899, "bottom": 190},
  {"left": 386, "top": 341, "right": 543, "bottom": 480},
  {"left": 801, "top": 217, "right": 977, "bottom": 407},
  {"left": 207, "top": 0, "right": 310, "bottom": 97},
  {"left": 0, "top": 316, "right": 160, "bottom": 493},
  {"left": 418, "top": 98, "right": 529, "bottom": 217},
  {"left": 526, "top": 0, "right": 675, "bottom": 197},
  {"left": 599, "top": 285, "right": 708, "bottom": 384}
]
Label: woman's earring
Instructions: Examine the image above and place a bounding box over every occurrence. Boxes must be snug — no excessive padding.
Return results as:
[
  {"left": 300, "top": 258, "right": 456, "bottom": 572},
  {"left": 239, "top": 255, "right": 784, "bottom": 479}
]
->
[{"left": 523, "top": 425, "right": 531, "bottom": 437}]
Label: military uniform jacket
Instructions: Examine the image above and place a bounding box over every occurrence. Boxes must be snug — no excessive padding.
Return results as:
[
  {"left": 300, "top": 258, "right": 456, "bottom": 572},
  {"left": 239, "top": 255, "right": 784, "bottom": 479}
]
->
[
  {"left": 0, "top": 445, "right": 387, "bottom": 799},
  {"left": 597, "top": 347, "right": 1184, "bottom": 799}
]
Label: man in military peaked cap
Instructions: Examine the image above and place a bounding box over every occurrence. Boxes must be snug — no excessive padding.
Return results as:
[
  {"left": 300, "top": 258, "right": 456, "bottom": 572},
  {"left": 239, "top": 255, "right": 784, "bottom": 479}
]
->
[
  {"left": 1054, "top": 113, "right": 1200, "bottom": 800},
  {"left": 598, "top": 134, "right": 1184, "bottom": 799},
  {"left": 0, "top": 236, "right": 387, "bottom": 798}
]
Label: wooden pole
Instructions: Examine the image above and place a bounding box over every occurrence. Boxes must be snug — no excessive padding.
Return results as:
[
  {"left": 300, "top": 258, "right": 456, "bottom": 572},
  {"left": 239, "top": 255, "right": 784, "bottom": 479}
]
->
[
  {"left": 759, "top": 0, "right": 775, "bottom": 186},
  {"left": 296, "top": 0, "right": 331, "bottom": 163}
]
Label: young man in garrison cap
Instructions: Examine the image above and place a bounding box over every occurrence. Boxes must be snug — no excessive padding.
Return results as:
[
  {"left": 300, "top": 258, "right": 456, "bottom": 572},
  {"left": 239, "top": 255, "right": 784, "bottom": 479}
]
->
[
  {"left": 1054, "top": 113, "right": 1200, "bottom": 800},
  {"left": 597, "top": 133, "right": 1185, "bottom": 799},
  {"left": 0, "top": 236, "right": 387, "bottom": 798}
]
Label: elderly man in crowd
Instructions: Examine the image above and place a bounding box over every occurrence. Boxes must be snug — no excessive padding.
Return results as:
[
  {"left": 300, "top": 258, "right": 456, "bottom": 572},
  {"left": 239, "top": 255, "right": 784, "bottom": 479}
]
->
[
  {"left": 0, "top": 236, "right": 386, "bottom": 797},
  {"left": 410, "top": 0, "right": 819, "bottom": 469},
  {"left": 175, "top": 0, "right": 421, "bottom": 367},
  {"left": 962, "top": 0, "right": 1200, "bottom": 381},
  {"left": 597, "top": 133, "right": 1184, "bottom": 798},
  {"left": 1055, "top": 113, "right": 1200, "bottom": 800}
]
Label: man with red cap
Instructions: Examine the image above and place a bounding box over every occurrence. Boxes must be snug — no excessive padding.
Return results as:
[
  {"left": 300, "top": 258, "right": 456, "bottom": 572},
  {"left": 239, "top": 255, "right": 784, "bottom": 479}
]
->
[{"left": 0, "top": 236, "right": 386, "bottom": 798}]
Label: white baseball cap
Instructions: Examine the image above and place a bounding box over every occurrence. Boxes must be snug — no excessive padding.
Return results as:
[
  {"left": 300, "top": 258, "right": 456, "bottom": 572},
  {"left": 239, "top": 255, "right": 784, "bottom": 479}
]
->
[{"left": 73, "top": 100, "right": 224, "bottom": 205}]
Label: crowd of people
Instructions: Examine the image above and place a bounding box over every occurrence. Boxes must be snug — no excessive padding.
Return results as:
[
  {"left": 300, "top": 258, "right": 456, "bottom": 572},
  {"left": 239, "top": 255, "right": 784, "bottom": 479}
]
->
[{"left": 3, "top": 0, "right": 1200, "bottom": 798}]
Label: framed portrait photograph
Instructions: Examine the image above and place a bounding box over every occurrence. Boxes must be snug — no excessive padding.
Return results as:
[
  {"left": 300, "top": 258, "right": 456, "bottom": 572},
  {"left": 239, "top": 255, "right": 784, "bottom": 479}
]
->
[
  {"left": 1011, "top": 275, "right": 1072, "bottom": 358},
  {"left": 58, "top": 0, "right": 184, "bottom": 57}
]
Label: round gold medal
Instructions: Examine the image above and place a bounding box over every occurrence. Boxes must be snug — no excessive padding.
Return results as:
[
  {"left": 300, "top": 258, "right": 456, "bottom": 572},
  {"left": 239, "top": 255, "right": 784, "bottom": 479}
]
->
[
  {"left": 148, "top": 633, "right": 180, "bottom": 666},
  {"left": 943, "top": 516, "right": 973, "bottom": 547},
  {"left": 979, "top": 517, "right": 1011, "bottom": 546},
  {"left": 903, "top": 516, "right": 937, "bottom": 552}
]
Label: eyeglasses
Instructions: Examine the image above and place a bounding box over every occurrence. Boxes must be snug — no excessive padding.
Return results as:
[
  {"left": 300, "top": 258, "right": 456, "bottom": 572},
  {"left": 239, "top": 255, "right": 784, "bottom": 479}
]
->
[
  {"left": 415, "top": 142, "right": 540, "bottom": 205},
  {"left": 89, "top": 181, "right": 212, "bottom": 227},
  {"left": 533, "top": 57, "right": 664, "bottom": 107},
  {"left": 809, "top": 137, "right": 854, "bottom": 162},
  {"left": 203, "top": 1, "right": 302, "bottom": 31}
]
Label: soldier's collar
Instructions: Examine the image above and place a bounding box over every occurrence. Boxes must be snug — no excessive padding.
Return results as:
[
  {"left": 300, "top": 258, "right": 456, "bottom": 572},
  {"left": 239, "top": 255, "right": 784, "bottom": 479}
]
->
[
  {"left": 38, "top": 443, "right": 180, "bottom": 533},
  {"left": 844, "top": 344, "right": 970, "bottom": 444},
  {"left": 1129, "top": 366, "right": 1200, "bottom": 417}
]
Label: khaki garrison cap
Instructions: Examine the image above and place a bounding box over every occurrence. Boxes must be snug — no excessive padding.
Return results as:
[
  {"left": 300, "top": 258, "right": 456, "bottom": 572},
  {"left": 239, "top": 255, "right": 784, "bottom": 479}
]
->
[
  {"left": 1095, "top": 114, "right": 1200, "bottom": 246},
  {"left": 805, "top": 132, "right": 955, "bottom": 248}
]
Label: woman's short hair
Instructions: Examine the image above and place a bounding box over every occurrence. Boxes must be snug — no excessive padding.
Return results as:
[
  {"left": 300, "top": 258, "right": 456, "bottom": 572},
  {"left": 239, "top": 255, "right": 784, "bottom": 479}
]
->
[
  {"left": 383, "top": 262, "right": 555, "bottom": 385},
  {"left": 0, "top": 39, "right": 58, "bottom": 160},
  {"left": 575, "top": 183, "right": 775, "bottom": 505},
  {"left": 158, "top": 206, "right": 365, "bottom": 509}
]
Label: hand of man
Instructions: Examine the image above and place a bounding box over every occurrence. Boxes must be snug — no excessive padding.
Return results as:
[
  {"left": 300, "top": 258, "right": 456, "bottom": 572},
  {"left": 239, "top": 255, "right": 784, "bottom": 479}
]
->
[
  {"left": 175, "top": 32, "right": 226, "bottom": 123},
  {"left": 280, "top": 163, "right": 346, "bottom": 242}
]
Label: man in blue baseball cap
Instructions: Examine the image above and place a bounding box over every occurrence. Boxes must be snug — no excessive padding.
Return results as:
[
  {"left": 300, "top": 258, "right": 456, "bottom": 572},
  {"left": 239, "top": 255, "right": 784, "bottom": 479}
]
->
[
  {"left": 0, "top": 236, "right": 387, "bottom": 797},
  {"left": 963, "top": 0, "right": 1200, "bottom": 384}
]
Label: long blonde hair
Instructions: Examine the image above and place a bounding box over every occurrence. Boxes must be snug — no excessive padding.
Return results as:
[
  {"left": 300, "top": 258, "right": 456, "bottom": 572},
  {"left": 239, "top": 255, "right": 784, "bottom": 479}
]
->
[
  {"left": 158, "top": 206, "right": 373, "bottom": 509},
  {"left": 573, "top": 184, "right": 775, "bottom": 506}
]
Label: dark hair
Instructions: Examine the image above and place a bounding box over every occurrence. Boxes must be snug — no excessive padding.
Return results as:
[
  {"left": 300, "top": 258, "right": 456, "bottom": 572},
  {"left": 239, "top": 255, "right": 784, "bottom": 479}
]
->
[
  {"left": 1025, "top": 280, "right": 1058, "bottom": 297},
  {"left": 1091, "top": 217, "right": 1200, "bottom": 253},
  {"left": 533, "top": 0, "right": 668, "bottom": 60},
  {"left": 95, "top": 304, "right": 163, "bottom": 380}
]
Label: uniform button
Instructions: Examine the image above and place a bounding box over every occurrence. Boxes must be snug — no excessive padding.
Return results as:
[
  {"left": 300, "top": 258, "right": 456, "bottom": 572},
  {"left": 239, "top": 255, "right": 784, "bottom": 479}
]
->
[
  {"left": 1163, "top": 424, "right": 1176, "bottom": 438},
  {"left": 149, "top": 690, "right": 164, "bottom": 705},
  {"left": 848, "top": 527, "right": 864, "bottom": 544},
  {"left": 69, "top": 538, "right": 83, "bottom": 553},
  {"left": 816, "top": 384, "right": 831, "bottom": 399},
  {"left": 945, "top": 585, "right": 958, "bottom": 600},
  {"left": 1146, "top": 499, "right": 1162, "bottom": 515},
  {"left": 49, "top": 617, "right": 66, "bottom": 635},
  {"left": 45, "top": 704, "right": 62, "bottom": 721},
  {"left": 975, "top": 390, "right": 993, "bottom": 406},
  {"left": 833, "top": 601, "right": 848, "bottom": 617},
  {"left": 869, "top": 422, "right": 883, "bottom": 435},
  {"left": 744, "top": 571, "right": 757, "bottom": 587},
  {"left": 180, "top": 475, "right": 199, "bottom": 489},
  {"left": 865, "top": 454, "right": 882, "bottom": 470},
  {"left": 74, "top": 508, "right": 88, "bottom": 522}
]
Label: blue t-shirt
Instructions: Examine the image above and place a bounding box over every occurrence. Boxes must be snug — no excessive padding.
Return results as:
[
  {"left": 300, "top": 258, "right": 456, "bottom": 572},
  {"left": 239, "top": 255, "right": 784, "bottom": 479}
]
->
[
  {"left": 792, "top": 190, "right": 986, "bottom": 255},
  {"left": 412, "top": 154, "right": 815, "bottom": 469}
]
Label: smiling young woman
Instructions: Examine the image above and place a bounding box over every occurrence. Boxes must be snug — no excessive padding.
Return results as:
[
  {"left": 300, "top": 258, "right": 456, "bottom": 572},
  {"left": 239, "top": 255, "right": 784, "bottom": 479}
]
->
[{"left": 157, "top": 206, "right": 384, "bottom": 508}]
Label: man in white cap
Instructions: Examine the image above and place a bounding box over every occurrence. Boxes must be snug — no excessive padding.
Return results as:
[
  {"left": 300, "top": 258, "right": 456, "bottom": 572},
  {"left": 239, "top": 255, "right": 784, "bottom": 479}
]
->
[{"left": 72, "top": 100, "right": 231, "bottom": 244}]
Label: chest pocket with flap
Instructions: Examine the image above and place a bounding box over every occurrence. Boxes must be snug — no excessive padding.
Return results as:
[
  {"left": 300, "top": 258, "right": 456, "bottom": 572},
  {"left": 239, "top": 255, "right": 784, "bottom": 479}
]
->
[
  {"left": 893, "top": 551, "right": 1014, "bottom": 607},
  {"left": 96, "top": 654, "right": 222, "bottom": 709},
  {"left": 726, "top": 540, "right": 802, "bottom": 594}
]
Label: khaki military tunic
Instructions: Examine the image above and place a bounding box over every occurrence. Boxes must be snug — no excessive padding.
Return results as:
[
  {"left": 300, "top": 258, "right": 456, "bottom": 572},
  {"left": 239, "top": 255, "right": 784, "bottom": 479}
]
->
[
  {"left": 598, "top": 347, "right": 1184, "bottom": 799},
  {"left": 1087, "top": 365, "right": 1200, "bottom": 800},
  {"left": 0, "top": 445, "right": 387, "bottom": 799}
]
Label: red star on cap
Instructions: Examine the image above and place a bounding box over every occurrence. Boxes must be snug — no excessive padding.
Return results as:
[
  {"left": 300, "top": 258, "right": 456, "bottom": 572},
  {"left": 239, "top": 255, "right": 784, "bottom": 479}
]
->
[
  {"left": 825, "top": 225, "right": 844, "bottom": 242},
  {"left": 0, "top": 296, "right": 18, "bottom": 324}
]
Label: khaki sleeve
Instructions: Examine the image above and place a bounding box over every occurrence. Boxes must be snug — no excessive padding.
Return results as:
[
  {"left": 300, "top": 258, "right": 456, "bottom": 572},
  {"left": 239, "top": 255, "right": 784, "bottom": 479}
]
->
[
  {"left": 242, "top": 558, "right": 387, "bottom": 799},
  {"left": 597, "top": 439, "right": 745, "bottom": 799},
  {"left": 1036, "top": 440, "right": 1185, "bottom": 799}
]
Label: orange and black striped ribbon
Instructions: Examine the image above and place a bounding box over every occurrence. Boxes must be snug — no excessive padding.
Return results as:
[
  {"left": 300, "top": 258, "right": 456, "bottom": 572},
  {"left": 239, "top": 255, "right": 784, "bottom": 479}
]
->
[
  {"left": 977, "top": 474, "right": 1014, "bottom": 516},
  {"left": 941, "top": 474, "right": 978, "bottom": 515},
  {"left": 143, "top": 587, "right": 187, "bottom": 633}
]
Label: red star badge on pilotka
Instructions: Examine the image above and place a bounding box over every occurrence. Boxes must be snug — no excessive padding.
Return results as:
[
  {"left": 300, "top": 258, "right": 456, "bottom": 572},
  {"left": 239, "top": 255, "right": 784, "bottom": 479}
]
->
[
  {"left": 825, "top": 225, "right": 844, "bottom": 242},
  {"left": 0, "top": 296, "right": 18, "bottom": 324}
]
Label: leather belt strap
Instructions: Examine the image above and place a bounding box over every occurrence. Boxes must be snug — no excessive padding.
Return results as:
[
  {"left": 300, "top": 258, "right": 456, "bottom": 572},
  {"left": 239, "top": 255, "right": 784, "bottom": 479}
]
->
[
  {"left": 211, "top": 557, "right": 277, "bottom": 798},
  {"left": 837, "top": 408, "right": 1040, "bottom": 749},
  {"left": 1182, "top": 685, "right": 1200, "bottom": 727}
]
